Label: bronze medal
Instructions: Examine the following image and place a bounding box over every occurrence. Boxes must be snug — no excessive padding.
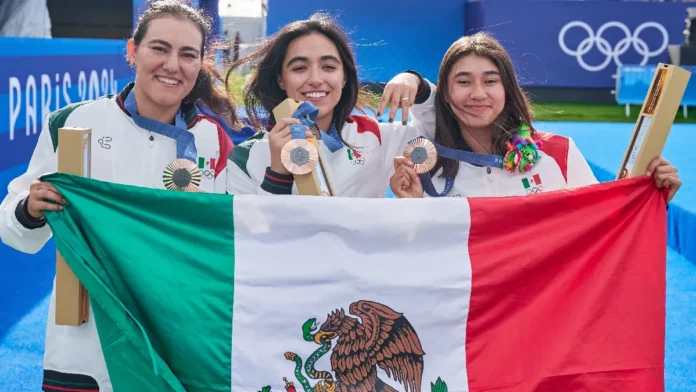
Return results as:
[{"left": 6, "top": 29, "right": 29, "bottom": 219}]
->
[
  {"left": 281, "top": 139, "right": 318, "bottom": 175},
  {"left": 403, "top": 138, "right": 437, "bottom": 173},
  {"left": 163, "top": 159, "right": 202, "bottom": 191}
]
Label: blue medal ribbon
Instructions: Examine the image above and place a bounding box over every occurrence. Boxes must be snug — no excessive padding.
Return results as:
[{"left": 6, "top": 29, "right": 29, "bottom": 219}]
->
[
  {"left": 410, "top": 137, "right": 504, "bottom": 197},
  {"left": 433, "top": 141, "right": 504, "bottom": 168},
  {"left": 124, "top": 88, "right": 197, "bottom": 163},
  {"left": 289, "top": 101, "right": 343, "bottom": 152}
]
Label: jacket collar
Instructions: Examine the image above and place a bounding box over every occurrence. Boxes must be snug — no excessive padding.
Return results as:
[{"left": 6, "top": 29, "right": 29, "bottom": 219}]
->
[{"left": 115, "top": 82, "right": 199, "bottom": 129}]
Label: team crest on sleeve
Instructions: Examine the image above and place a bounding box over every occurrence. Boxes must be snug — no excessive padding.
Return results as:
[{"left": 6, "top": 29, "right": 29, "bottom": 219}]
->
[
  {"left": 259, "top": 300, "right": 448, "bottom": 392},
  {"left": 522, "top": 174, "right": 543, "bottom": 194},
  {"left": 197, "top": 157, "right": 216, "bottom": 179}
]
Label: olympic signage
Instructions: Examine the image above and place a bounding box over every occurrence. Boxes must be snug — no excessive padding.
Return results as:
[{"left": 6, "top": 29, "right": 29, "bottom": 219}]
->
[
  {"left": 465, "top": 1, "right": 693, "bottom": 88},
  {"left": 0, "top": 37, "right": 135, "bottom": 173},
  {"left": 558, "top": 21, "right": 669, "bottom": 72}
]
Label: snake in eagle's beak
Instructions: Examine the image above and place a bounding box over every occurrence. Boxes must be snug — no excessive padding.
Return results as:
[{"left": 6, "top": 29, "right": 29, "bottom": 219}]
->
[{"left": 313, "top": 330, "right": 337, "bottom": 344}]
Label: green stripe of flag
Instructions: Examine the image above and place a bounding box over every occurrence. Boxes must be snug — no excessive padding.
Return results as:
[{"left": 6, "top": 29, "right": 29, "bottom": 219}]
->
[{"left": 42, "top": 173, "right": 236, "bottom": 392}]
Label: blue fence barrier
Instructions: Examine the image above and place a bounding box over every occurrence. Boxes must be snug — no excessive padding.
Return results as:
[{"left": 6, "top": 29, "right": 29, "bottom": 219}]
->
[
  {"left": 616, "top": 65, "right": 696, "bottom": 107},
  {"left": 465, "top": 0, "right": 694, "bottom": 89}
]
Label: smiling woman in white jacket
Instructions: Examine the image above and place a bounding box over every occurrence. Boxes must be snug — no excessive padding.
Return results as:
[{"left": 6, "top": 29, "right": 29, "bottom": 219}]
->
[
  {"left": 390, "top": 32, "right": 682, "bottom": 201},
  {"left": 225, "top": 13, "right": 436, "bottom": 197},
  {"left": 0, "top": 2, "right": 238, "bottom": 391}
]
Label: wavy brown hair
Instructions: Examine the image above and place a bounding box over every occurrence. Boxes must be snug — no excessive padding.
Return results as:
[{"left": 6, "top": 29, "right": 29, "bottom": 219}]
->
[
  {"left": 132, "top": 0, "right": 239, "bottom": 127},
  {"left": 432, "top": 32, "right": 535, "bottom": 179},
  {"left": 226, "top": 13, "right": 372, "bottom": 140}
]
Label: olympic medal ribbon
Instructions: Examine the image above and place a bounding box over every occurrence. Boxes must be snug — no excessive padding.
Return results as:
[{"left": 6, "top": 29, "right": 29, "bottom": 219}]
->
[
  {"left": 291, "top": 101, "right": 343, "bottom": 153},
  {"left": 404, "top": 137, "right": 504, "bottom": 197},
  {"left": 123, "top": 89, "right": 197, "bottom": 163}
]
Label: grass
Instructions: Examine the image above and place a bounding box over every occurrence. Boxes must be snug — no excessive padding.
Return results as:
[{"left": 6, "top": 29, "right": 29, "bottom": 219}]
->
[
  {"left": 225, "top": 72, "right": 696, "bottom": 123},
  {"left": 530, "top": 101, "right": 696, "bottom": 123}
]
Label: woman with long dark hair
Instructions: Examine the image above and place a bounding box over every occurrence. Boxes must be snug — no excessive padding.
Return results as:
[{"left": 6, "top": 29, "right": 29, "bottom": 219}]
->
[
  {"left": 225, "top": 13, "right": 437, "bottom": 197},
  {"left": 390, "top": 32, "right": 681, "bottom": 200},
  {"left": 0, "top": 1, "right": 238, "bottom": 390}
]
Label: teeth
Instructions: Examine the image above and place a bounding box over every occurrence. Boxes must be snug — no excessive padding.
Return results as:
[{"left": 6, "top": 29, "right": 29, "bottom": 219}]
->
[
  {"left": 157, "top": 77, "right": 179, "bottom": 86},
  {"left": 304, "top": 92, "right": 327, "bottom": 98}
]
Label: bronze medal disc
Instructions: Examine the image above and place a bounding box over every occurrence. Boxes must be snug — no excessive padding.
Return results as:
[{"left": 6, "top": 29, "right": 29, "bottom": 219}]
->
[
  {"left": 163, "top": 159, "right": 202, "bottom": 191},
  {"left": 281, "top": 139, "right": 318, "bottom": 175},
  {"left": 403, "top": 138, "right": 437, "bottom": 173}
]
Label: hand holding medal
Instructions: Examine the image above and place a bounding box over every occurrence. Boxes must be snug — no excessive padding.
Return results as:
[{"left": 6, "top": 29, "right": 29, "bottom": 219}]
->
[
  {"left": 390, "top": 138, "right": 434, "bottom": 198},
  {"left": 390, "top": 156, "right": 425, "bottom": 198},
  {"left": 268, "top": 118, "right": 316, "bottom": 175},
  {"left": 271, "top": 98, "right": 336, "bottom": 196},
  {"left": 395, "top": 123, "right": 541, "bottom": 198},
  {"left": 402, "top": 138, "right": 438, "bottom": 173}
]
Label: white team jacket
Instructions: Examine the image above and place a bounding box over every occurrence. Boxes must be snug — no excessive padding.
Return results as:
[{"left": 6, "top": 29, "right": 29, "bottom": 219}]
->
[
  {"left": 226, "top": 81, "right": 437, "bottom": 197},
  {"left": 0, "top": 84, "right": 234, "bottom": 392},
  {"left": 423, "top": 132, "right": 598, "bottom": 198}
]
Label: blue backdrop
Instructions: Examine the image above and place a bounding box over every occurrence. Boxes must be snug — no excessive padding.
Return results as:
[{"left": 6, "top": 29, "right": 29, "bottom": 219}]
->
[
  {"left": 616, "top": 65, "right": 696, "bottom": 106},
  {"left": 465, "top": 1, "right": 694, "bottom": 88},
  {"left": 0, "top": 37, "right": 135, "bottom": 174},
  {"left": 265, "top": 0, "right": 466, "bottom": 84}
]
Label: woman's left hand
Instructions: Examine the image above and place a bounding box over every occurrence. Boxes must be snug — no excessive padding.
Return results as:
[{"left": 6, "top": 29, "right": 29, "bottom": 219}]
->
[
  {"left": 646, "top": 156, "right": 681, "bottom": 202},
  {"left": 377, "top": 72, "right": 421, "bottom": 125}
]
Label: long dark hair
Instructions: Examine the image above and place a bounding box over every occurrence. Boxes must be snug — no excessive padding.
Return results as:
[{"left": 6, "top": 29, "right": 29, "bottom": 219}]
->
[
  {"left": 226, "top": 13, "right": 371, "bottom": 139},
  {"left": 432, "top": 32, "right": 535, "bottom": 179},
  {"left": 132, "top": 0, "right": 239, "bottom": 127}
]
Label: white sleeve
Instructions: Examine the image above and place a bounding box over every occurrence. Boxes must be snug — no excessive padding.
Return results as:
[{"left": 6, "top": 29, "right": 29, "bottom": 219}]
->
[
  {"left": 566, "top": 137, "right": 599, "bottom": 188},
  {"left": 226, "top": 135, "right": 282, "bottom": 196},
  {"left": 379, "top": 79, "right": 437, "bottom": 167},
  {"left": 407, "top": 79, "right": 437, "bottom": 141},
  {"left": 0, "top": 123, "right": 57, "bottom": 254}
]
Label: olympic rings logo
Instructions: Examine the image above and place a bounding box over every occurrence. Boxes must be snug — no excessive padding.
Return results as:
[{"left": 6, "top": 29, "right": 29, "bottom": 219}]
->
[
  {"left": 558, "top": 21, "right": 668, "bottom": 72},
  {"left": 201, "top": 169, "right": 214, "bottom": 179},
  {"left": 526, "top": 186, "right": 544, "bottom": 195},
  {"left": 351, "top": 158, "right": 365, "bottom": 166}
]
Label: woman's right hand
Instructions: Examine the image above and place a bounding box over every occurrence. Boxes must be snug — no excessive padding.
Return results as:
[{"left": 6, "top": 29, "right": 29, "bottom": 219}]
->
[
  {"left": 378, "top": 72, "right": 421, "bottom": 125},
  {"left": 27, "top": 180, "right": 65, "bottom": 218},
  {"left": 390, "top": 156, "right": 424, "bottom": 198},
  {"left": 268, "top": 118, "right": 314, "bottom": 175}
]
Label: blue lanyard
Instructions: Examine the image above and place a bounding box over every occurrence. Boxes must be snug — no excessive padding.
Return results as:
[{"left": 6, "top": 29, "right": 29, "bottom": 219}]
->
[
  {"left": 123, "top": 89, "right": 197, "bottom": 163},
  {"left": 410, "top": 137, "right": 504, "bottom": 197},
  {"left": 289, "top": 101, "right": 343, "bottom": 152}
]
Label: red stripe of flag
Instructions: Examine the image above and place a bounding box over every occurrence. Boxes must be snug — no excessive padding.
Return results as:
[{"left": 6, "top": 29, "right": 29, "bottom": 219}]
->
[
  {"left": 533, "top": 173, "right": 541, "bottom": 185},
  {"left": 466, "top": 177, "right": 666, "bottom": 391}
]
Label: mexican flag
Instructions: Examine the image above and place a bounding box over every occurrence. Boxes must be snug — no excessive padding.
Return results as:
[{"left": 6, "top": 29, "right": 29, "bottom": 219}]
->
[{"left": 42, "top": 173, "right": 668, "bottom": 392}]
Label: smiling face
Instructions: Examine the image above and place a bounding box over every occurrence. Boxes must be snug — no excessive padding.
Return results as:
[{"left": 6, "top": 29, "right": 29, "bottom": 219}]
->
[
  {"left": 129, "top": 16, "right": 203, "bottom": 117},
  {"left": 278, "top": 32, "right": 346, "bottom": 131},
  {"left": 445, "top": 54, "right": 506, "bottom": 132}
]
